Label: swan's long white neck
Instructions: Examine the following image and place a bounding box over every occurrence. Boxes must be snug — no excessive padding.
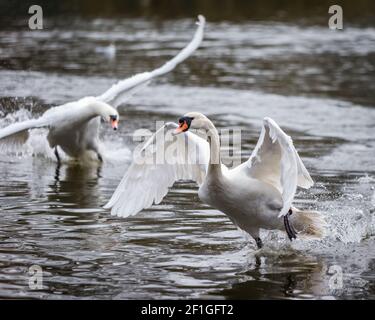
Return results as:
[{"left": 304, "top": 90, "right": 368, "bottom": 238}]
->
[
  {"left": 90, "top": 101, "right": 115, "bottom": 119},
  {"left": 69, "top": 99, "right": 116, "bottom": 126},
  {"left": 70, "top": 99, "right": 114, "bottom": 124},
  {"left": 204, "top": 118, "right": 222, "bottom": 178}
]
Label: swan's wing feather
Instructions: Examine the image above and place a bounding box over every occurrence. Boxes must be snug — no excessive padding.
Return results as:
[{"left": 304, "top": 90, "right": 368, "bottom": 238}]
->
[
  {"left": 0, "top": 99, "right": 85, "bottom": 144},
  {"left": 0, "top": 117, "right": 49, "bottom": 144},
  {"left": 104, "top": 122, "right": 210, "bottom": 218},
  {"left": 242, "top": 117, "right": 313, "bottom": 217},
  {"left": 97, "top": 15, "right": 205, "bottom": 107}
]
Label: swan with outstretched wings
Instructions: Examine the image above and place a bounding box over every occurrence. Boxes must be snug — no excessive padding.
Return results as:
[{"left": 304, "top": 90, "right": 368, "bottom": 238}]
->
[{"left": 105, "top": 113, "right": 325, "bottom": 248}]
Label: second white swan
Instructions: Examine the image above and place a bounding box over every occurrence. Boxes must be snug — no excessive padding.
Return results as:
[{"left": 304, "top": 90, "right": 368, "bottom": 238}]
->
[{"left": 0, "top": 16, "right": 206, "bottom": 163}]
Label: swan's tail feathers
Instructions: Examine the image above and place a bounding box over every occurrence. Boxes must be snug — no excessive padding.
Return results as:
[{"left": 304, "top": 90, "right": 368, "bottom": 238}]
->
[{"left": 291, "top": 207, "right": 327, "bottom": 239}]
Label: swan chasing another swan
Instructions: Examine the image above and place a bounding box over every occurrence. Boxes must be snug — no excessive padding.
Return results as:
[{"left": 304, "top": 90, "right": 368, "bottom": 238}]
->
[
  {"left": 105, "top": 113, "right": 325, "bottom": 248},
  {"left": 0, "top": 16, "right": 206, "bottom": 163}
]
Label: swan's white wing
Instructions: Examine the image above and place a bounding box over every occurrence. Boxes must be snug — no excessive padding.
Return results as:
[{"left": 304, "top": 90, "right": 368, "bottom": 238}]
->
[
  {"left": 239, "top": 117, "right": 313, "bottom": 217},
  {"left": 104, "top": 122, "right": 210, "bottom": 218},
  {"left": 97, "top": 15, "right": 206, "bottom": 107},
  {"left": 0, "top": 98, "right": 92, "bottom": 143},
  {"left": 0, "top": 117, "right": 49, "bottom": 143}
]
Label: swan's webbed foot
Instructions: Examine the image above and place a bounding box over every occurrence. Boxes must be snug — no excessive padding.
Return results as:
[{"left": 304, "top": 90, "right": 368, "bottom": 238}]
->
[
  {"left": 54, "top": 147, "right": 61, "bottom": 165},
  {"left": 255, "top": 237, "right": 263, "bottom": 249},
  {"left": 284, "top": 209, "right": 297, "bottom": 241}
]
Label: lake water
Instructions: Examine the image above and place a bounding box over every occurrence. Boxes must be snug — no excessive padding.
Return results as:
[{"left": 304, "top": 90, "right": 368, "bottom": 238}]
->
[{"left": 0, "top": 16, "right": 374, "bottom": 299}]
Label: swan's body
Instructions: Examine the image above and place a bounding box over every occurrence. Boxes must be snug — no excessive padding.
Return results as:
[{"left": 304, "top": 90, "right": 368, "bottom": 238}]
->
[
  {"left": 0, "top": 16, "right": 206, "bottom": 162},
  {"left": 199, "top": 167, "right": 284, "bottom": 238},
  {"left": 43, "top": 97, "right": 117, "bottom": 159},
  {"left": 105, "top": 112, "right": 325, "bottom": 248}
]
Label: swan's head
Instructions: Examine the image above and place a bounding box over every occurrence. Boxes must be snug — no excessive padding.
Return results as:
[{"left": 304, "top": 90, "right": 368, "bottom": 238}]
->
[
  {"left": 92, "top": 100, "right": 120, "bottom": 131},
  {"left": 174, "top": 112, "right": 209, "bottom": 135},
  {"left": 109, "top": 114, "right": 119, "bottom": 131}
]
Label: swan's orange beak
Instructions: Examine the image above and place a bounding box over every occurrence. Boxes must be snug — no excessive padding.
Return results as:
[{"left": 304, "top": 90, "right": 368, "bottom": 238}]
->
[
  {"left": 111, "top": 119, "right": 119, "bottom": 131},
  {"left": 173, "top": 121, "right": 188, "bottom": 135}
]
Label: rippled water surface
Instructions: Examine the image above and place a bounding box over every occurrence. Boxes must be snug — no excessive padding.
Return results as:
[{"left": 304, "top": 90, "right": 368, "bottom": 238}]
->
[{"left": 0, "top": 16, "right": 375, "bottom": 299}]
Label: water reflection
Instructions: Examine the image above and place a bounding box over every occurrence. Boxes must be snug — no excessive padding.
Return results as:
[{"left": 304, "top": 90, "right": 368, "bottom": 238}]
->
[
  {"left": 50, "top": 163, "right": 102, "bottom": 208},
  {"left": 217, "top": 252, "right": 333, "bottom": 299}
]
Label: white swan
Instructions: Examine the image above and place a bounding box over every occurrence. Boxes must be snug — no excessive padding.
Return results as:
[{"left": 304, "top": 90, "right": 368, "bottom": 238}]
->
[
  {"left": 105, "top": 112, "right": 325, "bottom": 248},
  {"left": 0, "top": 16, "right": 206, "bottom": 163}
]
